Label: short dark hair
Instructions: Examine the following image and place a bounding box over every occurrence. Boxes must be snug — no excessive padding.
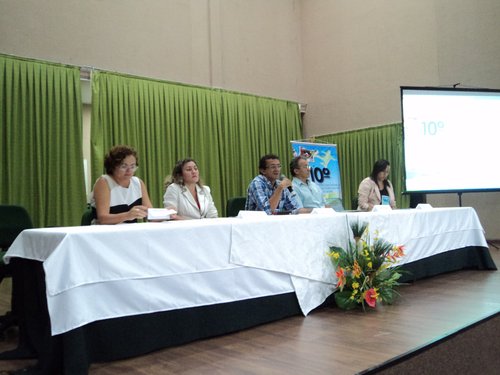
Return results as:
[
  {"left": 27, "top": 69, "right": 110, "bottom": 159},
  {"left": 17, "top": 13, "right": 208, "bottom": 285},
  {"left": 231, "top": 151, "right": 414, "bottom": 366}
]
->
[
  {"left": 259, "top": 154, "right": 280, "bottom": 172},
  {"left": 104, "top": 145, "right": 138, "bottom": 175},
  {"left": 289, "top": 156, "right": 307, "bottom": 177}
]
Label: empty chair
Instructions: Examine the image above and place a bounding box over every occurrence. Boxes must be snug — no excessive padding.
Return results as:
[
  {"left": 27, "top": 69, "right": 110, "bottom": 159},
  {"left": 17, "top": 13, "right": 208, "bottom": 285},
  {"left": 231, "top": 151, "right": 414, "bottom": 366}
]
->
[
  {"left": 226, "top": 197, "right": 247, "bottom": 217},
  {"left": 351, "top": 195, "right": 359, "bottom": 210},
  {"left": 81, "top": 204, "right": 95, "bottom": 226},
  {"left": 0, "top": 205, "right": 33, "bottom": 253},
  {"left": 0, "top": 205, "right": 33, "bottom": 336}
]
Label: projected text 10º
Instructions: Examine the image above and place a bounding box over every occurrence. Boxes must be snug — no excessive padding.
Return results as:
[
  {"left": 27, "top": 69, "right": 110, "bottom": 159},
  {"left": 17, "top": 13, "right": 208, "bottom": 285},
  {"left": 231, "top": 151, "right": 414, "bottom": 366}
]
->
[{"left": 422, "top": 121, "right": 444, "bottom": 136}]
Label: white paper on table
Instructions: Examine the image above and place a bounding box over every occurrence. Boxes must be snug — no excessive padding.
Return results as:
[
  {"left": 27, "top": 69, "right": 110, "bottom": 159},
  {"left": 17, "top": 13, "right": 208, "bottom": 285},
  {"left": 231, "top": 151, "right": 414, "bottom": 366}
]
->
[
  {"left": 416, "top": 203, "right": 433, "bottom": 210},
  {"left": 311, "top": 207, "right": 336, "bottom": 215},
  {"left": 237, "top": 210, "right": 268, "bottom": 219},
  {"left": 147, "top": 208, "right": 177, "bottom": 220},
  {"left": 372, "top": 205, "right": 392, "bottom": 212}
]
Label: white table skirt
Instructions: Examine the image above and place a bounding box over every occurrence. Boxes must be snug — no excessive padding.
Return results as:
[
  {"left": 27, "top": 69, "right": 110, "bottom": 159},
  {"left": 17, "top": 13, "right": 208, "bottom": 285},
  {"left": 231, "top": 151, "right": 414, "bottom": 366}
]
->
[
  {"left": 346, "top": 207, "right": 488, "bottom": 264},
  {"left": 44, "top": 267, "right": 295, "bottom": 335},
  {"left": 4, "top": 207, "right": 488, "bottom": 335},
  {"left": 229, "top": 214, "right": 351, "bottom": 315}
]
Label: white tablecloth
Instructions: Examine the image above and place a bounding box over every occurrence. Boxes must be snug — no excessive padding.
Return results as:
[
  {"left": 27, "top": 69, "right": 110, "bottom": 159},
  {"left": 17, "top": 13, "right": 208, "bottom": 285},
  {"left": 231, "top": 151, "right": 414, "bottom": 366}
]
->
[
  {"left": 346, "top": 207, "right": 488, "bottom": 264},
  {"left": 5, "top": 220, "right": 296, "bottom": 335},
  {"left": 4, "top": 207, "right": 488, "bottom": 335},
  {"left": 229, "top": 214, "right": 350, "bottom": 315}
]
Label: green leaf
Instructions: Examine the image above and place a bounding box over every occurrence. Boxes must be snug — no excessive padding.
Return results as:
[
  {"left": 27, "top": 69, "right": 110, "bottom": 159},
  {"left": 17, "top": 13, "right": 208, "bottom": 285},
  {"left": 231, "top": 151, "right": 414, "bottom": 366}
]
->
[
  {"left": 334, "top": 290, "right": 359, "bottom": 310},
  {"left": 350, "top": 220, "right": 368, "bottom": 238},
  {"left": 373, "top": 239, "right": 393, "bottom": 257},
  {"left": 378, "top": 288, "right": 398, "bottom": 304},
  {"left": 329, "top": 246, "right": 344, "bottom": 253}
]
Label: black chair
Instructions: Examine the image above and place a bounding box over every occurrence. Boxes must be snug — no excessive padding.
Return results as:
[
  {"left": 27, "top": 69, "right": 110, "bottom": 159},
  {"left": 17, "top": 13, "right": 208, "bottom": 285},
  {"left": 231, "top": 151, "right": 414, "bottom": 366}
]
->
[
  {"left": 0, "top": 205, "right": 33, "bottom": 337},
  {"left": 226, "top": 197, "right": 247, "bottom": 217},
  {"left": 351, "top": 195, "right": 359, "bottom": 210},
  {"left": 81, "top": 204, "right": 94, "bottom": 226}
]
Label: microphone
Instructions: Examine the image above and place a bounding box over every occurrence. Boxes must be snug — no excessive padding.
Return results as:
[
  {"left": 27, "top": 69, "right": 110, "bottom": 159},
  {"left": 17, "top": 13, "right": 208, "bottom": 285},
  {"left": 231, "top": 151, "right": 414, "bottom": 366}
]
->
[{"left": 280, "top": 175, "right": 293, "bottom": 192}]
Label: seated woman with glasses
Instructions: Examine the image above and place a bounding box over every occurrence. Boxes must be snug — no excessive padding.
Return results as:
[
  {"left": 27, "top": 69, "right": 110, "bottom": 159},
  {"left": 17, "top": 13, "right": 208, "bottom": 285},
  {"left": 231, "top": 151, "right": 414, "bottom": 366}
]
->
[
  {"left": 90, "top": 145, "right": 153, "bottom": 224},
  {"left": 163, "top": 158, "right": 218, "bottom": 219}
]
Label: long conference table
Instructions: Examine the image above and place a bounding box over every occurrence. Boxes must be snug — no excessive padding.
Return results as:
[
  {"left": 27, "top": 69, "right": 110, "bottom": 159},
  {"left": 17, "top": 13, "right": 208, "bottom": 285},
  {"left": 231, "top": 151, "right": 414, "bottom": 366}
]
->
[{"left": 2, "top": 207, "right": 496, "bottom": 374}]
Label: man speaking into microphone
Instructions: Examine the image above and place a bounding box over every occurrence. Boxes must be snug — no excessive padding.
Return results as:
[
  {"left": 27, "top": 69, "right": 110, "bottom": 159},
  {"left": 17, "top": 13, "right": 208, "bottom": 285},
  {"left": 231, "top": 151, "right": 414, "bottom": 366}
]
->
[{"left": 245, "top": 154, "right": 312, "bottom": 215}]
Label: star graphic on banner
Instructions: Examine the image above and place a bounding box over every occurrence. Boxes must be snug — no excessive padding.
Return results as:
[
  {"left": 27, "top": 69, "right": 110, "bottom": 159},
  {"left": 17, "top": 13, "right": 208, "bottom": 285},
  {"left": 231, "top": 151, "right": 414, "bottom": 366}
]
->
[{"left": 315, "top": 150, "right": 336, "bottom": 168}]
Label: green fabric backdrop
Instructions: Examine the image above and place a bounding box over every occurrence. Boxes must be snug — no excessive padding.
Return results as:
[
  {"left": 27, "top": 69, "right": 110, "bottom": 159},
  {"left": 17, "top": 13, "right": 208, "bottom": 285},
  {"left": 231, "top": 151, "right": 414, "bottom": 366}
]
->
[
  {"left": 0, "top": 55, "right": 86, "bottom": 227},
  {"left": 1, "top": 55, "right": 410, "bottom": 226},
  {"left": 91, "top": 71, "right": 303, "bottom": 215},
  {"left": 315, "top": 123, "right": 410, "bottom": 210}
]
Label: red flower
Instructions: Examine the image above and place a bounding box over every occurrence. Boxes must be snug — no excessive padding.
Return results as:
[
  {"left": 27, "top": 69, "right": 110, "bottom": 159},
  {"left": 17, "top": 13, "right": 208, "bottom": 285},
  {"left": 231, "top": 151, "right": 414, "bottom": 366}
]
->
[{"left": 364, "top": 288, "right": 378, "bottom": 308}]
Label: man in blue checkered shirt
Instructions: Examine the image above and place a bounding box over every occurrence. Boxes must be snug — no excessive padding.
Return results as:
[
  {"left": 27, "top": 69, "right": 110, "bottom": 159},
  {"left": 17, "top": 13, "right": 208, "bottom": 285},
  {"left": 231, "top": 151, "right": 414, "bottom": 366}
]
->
[{"left": 245, "top": 154, "right": 309, "bottom": 215}]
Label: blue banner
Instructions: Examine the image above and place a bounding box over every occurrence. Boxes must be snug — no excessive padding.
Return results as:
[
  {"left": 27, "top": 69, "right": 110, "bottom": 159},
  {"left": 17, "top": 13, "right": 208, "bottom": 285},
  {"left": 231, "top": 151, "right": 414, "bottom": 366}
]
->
[{"left": 291, "top": 141, "right": 342, "bottom": 205}]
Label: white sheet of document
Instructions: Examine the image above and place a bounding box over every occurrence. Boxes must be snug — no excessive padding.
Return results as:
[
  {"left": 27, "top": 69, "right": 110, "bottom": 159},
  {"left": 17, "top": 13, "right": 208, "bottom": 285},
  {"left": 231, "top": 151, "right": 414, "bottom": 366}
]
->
[{"left": 147, "top": 208, "right": 177, "bottom": 220}]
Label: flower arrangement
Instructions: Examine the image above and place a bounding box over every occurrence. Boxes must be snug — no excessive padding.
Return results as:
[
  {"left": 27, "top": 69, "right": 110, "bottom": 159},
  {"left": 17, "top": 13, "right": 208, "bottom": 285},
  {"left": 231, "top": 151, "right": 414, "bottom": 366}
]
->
[{"left": 329, "top": 221, "right": 405, "bottom": 310}]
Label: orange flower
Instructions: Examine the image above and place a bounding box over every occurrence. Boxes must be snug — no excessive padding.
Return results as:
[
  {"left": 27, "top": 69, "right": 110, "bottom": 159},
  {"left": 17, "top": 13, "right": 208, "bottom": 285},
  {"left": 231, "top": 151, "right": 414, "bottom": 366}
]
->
[
  {"left": 352, "top": 260, "right": 362, "bottom": 278},
  {"left": 394, "top": 245, "right": 405, "bottom": 258},
  {"left": 336, "top": 267, "right": 346, "bottom": 288},
  {"left": 387, "top": 245, "right": 405, "bottom": 261},
  {"left": 364, "top": 288, "right": 378, "bottom": 308}
]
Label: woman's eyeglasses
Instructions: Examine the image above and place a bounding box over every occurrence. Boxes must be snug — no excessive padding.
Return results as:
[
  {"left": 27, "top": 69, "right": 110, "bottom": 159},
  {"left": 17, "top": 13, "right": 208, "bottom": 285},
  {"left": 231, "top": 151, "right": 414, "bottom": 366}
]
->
[{"left": 118, "top": 164, "right": 138, "bottom": 172}]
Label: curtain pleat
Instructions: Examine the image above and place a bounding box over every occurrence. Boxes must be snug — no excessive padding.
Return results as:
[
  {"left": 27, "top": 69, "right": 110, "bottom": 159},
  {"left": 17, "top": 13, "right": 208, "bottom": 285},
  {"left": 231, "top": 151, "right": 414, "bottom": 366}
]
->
[
  {"left": 0, "top": 55, "right": 86, "bottom": 227},
  {"left": 1, "top": 55, "right": 410, "bottom": 224},
  {"left": 316, "top": 123, "right": 409, "bottom": 210},
  {"left": 91, "top": 72, "right": 302, "bottom": 214}
]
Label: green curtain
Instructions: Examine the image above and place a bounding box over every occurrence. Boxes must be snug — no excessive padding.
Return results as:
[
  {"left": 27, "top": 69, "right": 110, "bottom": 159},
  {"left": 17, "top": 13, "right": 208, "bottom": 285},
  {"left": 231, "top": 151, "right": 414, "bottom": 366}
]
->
[
  {"left": 91, "top": 71, "right": 302, "bottom": 215},
  {"left": 315, "top": 123, "right": 410, "bottom": 210},
  {"left": 218, "top": 92, "right": 302, "bottom": 202},
  {"left": 0, "top": 55, "right": 86, "bottom": 227}
]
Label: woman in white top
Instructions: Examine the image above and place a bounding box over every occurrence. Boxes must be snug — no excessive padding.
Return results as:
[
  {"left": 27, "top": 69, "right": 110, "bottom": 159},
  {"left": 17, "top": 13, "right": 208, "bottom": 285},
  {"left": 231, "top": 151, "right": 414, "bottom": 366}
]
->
[
  {"left": 163, "top": 158, "right": 218, "bottom": 219},
  {"left": 91, "top": 145, "right": 153, "bottom": 224}
]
